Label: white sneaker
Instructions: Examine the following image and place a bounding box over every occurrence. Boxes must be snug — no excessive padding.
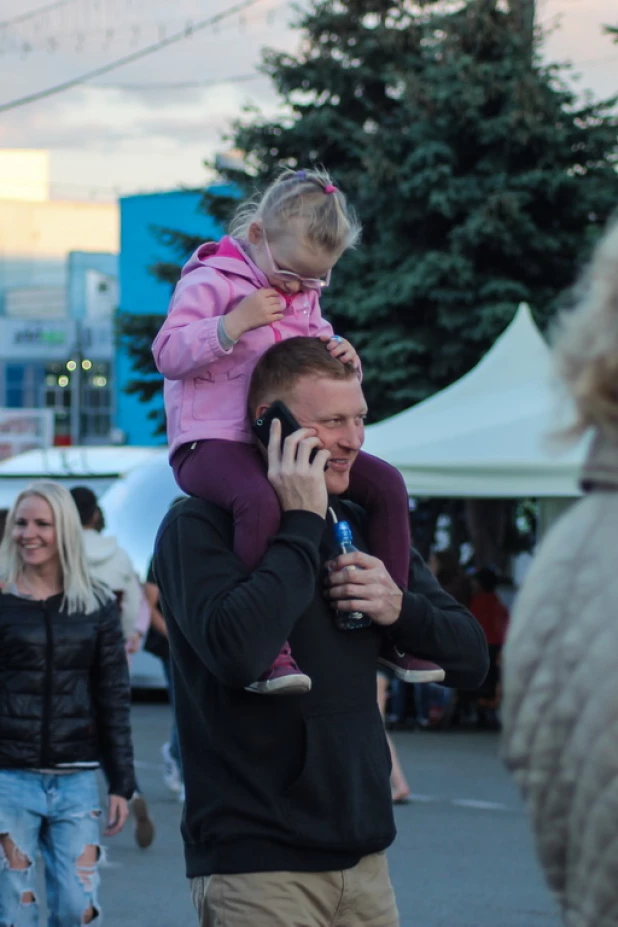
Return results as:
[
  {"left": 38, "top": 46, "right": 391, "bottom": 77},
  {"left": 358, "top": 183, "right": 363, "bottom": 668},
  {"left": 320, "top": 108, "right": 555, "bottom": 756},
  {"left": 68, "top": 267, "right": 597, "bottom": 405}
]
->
[{"left": 161, "top": 742, "right": 182, "bottom": 794}]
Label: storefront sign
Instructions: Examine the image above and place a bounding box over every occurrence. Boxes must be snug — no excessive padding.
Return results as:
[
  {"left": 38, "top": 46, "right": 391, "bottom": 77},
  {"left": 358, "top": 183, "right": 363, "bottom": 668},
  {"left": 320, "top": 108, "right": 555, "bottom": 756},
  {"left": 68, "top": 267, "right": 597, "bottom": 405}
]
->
[
  {"left": 0, "top": 318, "right": 114, "bottom": 361},
  {"left": 0, "top": 319, "right": 75, "bottom": 360}
]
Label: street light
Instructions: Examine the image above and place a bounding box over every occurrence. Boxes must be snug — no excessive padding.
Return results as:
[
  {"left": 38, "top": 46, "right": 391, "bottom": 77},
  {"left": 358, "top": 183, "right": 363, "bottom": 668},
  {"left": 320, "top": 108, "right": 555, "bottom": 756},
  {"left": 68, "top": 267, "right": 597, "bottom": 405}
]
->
[{"left": 69, "top": 320, "right": 83, "bottom": 446}]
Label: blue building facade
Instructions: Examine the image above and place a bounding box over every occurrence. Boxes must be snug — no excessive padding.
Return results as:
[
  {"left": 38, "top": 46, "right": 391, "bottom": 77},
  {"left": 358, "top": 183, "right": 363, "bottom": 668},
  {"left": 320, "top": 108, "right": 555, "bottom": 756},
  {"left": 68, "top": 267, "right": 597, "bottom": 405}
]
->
[{"left": 116, "top": 187, "right": 230, "bottom": 445}]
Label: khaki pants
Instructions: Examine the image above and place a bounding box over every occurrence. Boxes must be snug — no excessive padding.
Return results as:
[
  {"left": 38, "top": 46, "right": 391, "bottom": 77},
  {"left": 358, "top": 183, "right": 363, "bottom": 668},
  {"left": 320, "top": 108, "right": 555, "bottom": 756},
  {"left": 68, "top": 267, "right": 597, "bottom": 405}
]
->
[{"left": 191, "top": 852, "right": 399, "bottom": 927}]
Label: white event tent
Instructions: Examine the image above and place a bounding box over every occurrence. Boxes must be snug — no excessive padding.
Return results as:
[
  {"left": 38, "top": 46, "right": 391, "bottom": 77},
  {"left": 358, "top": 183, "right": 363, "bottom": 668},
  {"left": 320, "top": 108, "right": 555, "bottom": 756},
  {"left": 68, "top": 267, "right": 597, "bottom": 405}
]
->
[
  {"left": 362, "top": 303, "right": 588, "bottom": 498},
  {"left": 0, "top": 445, "right": 162, "bottom": 510}
]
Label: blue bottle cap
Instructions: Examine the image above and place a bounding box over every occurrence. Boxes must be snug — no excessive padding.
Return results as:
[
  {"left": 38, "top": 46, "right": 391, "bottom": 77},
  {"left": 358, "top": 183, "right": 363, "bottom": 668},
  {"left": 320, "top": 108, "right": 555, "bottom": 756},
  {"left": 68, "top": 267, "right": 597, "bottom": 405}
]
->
[{"left": 333, "top": 520, "right": 353, "bottom": 546}]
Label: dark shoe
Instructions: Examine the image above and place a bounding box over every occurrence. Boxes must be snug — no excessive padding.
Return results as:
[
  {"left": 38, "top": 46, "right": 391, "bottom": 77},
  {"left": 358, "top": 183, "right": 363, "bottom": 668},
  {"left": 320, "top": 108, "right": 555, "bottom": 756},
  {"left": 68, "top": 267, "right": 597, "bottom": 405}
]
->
[
  {"left": 131, "top": 794, "right": 155, "bottom": 849},
  {"left": 379, "top": 644, "right": 445, "bottom": 684},
  {"left": 245, "top": 644, "right": 312, "bottom": 695}
]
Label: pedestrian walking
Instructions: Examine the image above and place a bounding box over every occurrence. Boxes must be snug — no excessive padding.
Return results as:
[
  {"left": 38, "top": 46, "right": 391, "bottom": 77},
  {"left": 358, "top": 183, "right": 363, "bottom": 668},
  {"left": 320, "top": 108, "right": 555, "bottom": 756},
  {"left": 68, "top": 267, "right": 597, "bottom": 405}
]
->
[
  {"left": 153, "top": 337, "right": 489, "bottom": 927},
  {"left": 376, "top": 670, "right": 411, "bottom": 803},
  {"left": 144, "top": 556, "right": 184, "bottom": 801},
  {"left": 0, "top": 480, "right": 135, "bottom": 926},
  {"left": 70, "top": 485, "right": 155, "bottom": 850},
  {"left": 152, "top": 166, "right": 443, "bottom": 692},
  {"left": 502, "top": 219, "right": 618, "bottom": 927},
  {"left": 469, "top": 567, "right": 509, "bottom": 729},
  {"left": 422, "top": 550, "right": 473, "bottom": 727}
]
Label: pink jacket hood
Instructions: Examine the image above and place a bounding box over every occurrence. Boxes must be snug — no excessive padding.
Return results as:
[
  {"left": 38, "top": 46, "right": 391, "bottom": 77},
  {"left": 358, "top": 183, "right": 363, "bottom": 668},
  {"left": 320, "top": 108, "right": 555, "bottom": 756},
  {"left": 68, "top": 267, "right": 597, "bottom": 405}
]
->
[
  {"left": 181, "top": 237, "right": 267, "bottom": 288},
  {"left": 152, "top": 236, "right": 335, "bottom": 455}
]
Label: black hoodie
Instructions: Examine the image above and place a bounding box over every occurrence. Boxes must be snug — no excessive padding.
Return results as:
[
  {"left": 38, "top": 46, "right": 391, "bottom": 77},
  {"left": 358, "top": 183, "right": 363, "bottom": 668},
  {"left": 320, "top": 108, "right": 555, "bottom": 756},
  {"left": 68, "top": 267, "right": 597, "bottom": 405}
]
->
[{"left": 154, "top": 497, "right": 488, "bottom": 878}]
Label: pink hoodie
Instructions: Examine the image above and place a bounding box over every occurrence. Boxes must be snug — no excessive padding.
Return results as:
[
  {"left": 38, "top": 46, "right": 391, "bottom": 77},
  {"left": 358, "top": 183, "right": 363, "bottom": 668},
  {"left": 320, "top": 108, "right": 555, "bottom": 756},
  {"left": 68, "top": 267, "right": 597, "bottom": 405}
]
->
[{"left": 152, "top": 237, "right": 334, "bottom": 456}]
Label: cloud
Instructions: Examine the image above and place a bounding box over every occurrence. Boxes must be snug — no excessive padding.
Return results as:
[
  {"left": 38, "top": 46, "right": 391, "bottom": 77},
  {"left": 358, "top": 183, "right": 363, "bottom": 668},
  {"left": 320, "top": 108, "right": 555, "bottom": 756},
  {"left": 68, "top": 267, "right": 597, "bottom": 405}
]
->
[{"left": 0, "top": 0, "right": 615, "bottom": 197}]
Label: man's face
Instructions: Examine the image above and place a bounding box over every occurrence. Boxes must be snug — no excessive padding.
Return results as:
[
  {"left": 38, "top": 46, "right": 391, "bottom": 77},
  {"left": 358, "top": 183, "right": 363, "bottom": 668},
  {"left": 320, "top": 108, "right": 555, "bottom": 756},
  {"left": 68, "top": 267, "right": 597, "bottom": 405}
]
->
[{"left": 286, "top": 374, "right": 367, "bottom": 495}]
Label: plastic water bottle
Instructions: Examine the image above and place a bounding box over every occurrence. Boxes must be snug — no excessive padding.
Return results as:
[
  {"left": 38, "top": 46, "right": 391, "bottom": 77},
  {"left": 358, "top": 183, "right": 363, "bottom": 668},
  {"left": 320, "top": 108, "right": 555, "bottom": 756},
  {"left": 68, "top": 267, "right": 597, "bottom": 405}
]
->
[{"left": 332, "top": 520, "right": 372, "bottom": 631}]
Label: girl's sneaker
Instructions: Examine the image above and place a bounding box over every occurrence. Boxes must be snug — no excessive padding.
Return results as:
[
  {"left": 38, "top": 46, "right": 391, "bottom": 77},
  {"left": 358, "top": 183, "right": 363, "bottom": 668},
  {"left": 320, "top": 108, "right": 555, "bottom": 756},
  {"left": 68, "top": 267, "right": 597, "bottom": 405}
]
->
[
  {"left": 245, "top": 643, "right": 311, "bottom": 695},
  {"left": 379, "top": 644, "right": 445, "bottom": 683}
]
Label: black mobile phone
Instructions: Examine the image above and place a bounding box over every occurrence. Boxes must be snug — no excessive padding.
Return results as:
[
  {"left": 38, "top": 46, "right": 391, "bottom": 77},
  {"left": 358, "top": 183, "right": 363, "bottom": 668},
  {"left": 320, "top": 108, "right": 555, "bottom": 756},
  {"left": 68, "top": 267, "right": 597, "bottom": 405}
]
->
[{"left": 251, "top": 400, "right": 320, "bottom": 464}]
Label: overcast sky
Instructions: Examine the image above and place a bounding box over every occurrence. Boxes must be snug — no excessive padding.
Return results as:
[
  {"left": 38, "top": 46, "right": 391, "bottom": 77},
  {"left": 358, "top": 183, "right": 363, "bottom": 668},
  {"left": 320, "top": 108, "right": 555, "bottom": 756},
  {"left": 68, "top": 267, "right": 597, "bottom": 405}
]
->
[{"left": 0, "top": 0, "right": 616, "bottom": 201}]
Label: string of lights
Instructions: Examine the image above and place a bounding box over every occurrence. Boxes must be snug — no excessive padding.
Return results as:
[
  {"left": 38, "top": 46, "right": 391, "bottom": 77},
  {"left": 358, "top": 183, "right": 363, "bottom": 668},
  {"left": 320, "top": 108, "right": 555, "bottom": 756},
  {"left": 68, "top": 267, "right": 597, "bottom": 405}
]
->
[
  {"left": 0, "top": 0, "right": 78, "bottom": 31},
  {"left": 0, "top": 0, "right": 270, "bottom": 113},
  {"left": 0, "top": 0, "right": 285, "bottom": 57}
]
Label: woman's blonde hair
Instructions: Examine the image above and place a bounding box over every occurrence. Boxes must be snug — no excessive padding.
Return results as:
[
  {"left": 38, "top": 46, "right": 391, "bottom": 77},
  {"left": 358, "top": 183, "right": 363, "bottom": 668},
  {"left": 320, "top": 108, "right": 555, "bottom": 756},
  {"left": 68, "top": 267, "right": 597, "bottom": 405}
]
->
[
  {"left": 0, "top": 480, "right": 112, "bottom": 614},
  {"left": 553, "top": 219, "right": 618, "bottom": 439},
  {"left": 229, "top": 166, "right": 361, "bottom": 255}
]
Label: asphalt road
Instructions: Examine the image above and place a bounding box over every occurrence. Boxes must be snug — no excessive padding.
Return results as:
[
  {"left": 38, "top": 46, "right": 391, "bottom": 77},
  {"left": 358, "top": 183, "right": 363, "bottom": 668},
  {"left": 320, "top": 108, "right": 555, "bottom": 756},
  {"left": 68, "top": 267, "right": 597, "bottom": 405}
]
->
[{"left": 93, "top": 703, "right": 561, "bottom": 927}]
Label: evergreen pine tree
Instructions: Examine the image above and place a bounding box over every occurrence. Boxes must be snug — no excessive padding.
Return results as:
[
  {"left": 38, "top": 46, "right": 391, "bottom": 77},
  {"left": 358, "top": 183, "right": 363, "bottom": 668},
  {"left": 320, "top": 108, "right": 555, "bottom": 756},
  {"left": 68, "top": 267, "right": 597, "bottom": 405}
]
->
[
  {"left": 227, "top": 0, "right": 618, "bottom": 420},
  {"left": 120, "top": 0, "right": 618, "bottom": 429}
]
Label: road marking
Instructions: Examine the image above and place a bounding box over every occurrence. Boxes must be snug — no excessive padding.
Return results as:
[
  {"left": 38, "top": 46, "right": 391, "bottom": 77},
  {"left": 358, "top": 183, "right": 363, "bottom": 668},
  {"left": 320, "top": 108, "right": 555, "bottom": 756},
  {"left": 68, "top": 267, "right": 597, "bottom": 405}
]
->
[
  {"left": 134, "top": 765, "right": 515, "bottom": 814},
  {"left": 407, "top": 794, "right": 513, "bottom": 812},
  {"left": 452, "top": 798, "right": 510, "bottom": 811}
]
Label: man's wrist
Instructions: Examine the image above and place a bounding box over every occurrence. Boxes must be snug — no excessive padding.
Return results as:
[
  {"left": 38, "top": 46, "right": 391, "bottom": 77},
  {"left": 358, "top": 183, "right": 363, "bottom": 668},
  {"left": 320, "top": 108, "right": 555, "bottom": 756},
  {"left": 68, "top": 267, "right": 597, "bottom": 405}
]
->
[
  {"left": 373, "top": 589, "right": 404, "bottom": 627},
  {"left": 279, "top": 510, "right": 326, "bottom": 544}
]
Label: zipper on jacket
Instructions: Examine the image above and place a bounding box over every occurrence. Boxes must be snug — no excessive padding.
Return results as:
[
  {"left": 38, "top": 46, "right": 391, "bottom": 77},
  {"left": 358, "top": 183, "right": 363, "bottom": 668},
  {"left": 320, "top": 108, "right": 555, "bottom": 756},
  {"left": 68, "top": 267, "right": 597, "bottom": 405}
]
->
[{"left": 40, "top": 601, "right": 54, "bottom": 768}]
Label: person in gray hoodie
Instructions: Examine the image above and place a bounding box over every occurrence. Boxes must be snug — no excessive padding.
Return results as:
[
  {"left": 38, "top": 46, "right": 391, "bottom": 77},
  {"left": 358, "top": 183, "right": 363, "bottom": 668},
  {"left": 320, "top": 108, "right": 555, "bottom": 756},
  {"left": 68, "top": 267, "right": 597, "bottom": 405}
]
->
[{"left": 70, "top": 486, "right": 142, "bottom": 646}]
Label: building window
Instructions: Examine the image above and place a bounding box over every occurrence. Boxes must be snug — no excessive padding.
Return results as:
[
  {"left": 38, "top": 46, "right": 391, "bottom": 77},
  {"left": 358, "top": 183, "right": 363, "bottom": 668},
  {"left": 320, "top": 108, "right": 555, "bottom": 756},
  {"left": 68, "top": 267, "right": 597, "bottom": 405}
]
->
[
  {"left": 43, "top": 362, "right": 71, "bottom": 444},
  {"left": 5, "top": 364, "right": 25, "bottom": 408},
  {"left": 42, "top": 360, "right": 112, "bottom": 445},
  {"left": 80, "top": 361, "right": 112, "bottom": 440}
]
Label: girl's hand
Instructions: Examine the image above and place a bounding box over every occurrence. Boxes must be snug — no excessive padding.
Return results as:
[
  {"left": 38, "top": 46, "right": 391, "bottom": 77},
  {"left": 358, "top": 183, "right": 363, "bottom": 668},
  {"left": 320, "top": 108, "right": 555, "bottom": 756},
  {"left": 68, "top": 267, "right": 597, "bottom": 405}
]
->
[
  {"left": 105, "top": 795, "right": 129, "bottom": 836},
  {"left": 320, "top": 334, "right": 360, "bottom": 369},
  {"left": 225, "top": 289, "right": 284, "bottom": 340}
]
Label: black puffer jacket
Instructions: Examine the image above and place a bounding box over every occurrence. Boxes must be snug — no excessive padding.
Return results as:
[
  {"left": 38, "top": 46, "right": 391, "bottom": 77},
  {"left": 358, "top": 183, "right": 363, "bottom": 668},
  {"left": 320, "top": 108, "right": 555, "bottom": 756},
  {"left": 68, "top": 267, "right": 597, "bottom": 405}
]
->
[{"left": 0, "top": 591, "right": 136, "bottom": 799}]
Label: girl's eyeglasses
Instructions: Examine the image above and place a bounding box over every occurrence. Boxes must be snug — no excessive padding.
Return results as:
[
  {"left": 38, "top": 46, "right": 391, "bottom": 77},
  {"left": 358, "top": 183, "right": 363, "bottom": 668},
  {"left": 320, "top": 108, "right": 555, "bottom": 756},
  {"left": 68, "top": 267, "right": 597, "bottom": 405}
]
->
[{"left": 262, "top": 234, "right": 331, "bottom": 291}]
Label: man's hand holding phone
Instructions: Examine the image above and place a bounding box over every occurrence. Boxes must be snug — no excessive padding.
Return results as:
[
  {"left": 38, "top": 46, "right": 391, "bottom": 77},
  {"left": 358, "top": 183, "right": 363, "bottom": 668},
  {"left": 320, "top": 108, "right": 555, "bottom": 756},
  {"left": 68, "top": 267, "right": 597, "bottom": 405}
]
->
[{"left": 267, "top": 419, "right": 330, "bottom": 519}]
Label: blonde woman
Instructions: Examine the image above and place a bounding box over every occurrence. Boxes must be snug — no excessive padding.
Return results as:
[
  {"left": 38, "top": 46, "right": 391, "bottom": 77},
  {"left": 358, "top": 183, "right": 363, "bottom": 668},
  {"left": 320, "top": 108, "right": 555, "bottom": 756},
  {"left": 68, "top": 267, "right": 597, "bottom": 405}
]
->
[
  {"left": 0, "top": 481, "right": 135, "bottom": 926},
  {"left": 502, "top": 220, "right": 618, "bottom": 927}
]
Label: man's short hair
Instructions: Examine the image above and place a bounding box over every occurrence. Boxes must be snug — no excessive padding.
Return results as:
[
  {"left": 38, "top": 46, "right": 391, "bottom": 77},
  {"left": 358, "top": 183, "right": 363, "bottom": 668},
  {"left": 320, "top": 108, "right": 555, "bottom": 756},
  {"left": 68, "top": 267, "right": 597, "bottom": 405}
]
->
[
  {"left": 70, "top": 485, "right": 98, "bottom": 527},
  {"left": 248, "top": 336, "right": 357, "bottom": 414}
]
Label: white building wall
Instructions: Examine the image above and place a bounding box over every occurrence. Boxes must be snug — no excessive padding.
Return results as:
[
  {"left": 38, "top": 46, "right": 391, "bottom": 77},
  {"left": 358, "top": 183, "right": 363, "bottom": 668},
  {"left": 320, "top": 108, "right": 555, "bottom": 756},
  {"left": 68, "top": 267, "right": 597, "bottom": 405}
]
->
[{"left": 0, "top": 150, "right": 49, "bottom": 202}]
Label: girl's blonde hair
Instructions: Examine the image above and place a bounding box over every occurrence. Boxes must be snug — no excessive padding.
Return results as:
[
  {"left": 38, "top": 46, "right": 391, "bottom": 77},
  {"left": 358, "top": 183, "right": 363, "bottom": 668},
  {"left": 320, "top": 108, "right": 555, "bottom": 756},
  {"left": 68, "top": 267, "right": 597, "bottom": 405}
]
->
[
  {"left": 553, "top": 220, "right": 618, "bottom": 440},
  {"left": 0, "top": 480, "right": 112, "bottom": 614},
  {"left": 229, "top": 167, "right": 361, "bottom": 255}
]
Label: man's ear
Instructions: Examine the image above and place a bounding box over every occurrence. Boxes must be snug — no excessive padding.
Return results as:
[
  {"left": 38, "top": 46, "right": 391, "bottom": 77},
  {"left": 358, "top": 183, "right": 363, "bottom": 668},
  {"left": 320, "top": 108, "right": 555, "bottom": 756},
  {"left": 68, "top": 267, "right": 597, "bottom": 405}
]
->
[
  {"left": 247, "top": 221, "right": 263, "bottom": 245},
  {"left": 254, "top": 402, "right": 271, "bottom": 421}
]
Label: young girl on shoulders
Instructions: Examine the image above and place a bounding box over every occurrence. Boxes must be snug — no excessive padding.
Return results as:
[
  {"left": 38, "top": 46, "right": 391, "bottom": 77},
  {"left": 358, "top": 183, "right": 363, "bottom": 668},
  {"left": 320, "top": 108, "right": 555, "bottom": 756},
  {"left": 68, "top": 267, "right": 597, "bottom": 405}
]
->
[{"left": 153, "top": 167, "right": 443, "bottom": 694}]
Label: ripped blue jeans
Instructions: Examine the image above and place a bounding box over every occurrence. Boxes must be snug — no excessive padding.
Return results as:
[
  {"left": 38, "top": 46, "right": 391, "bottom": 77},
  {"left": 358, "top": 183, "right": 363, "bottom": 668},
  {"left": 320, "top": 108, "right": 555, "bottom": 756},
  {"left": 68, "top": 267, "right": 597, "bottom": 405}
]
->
[{"left": 0, "top": 769, "right": 102, "bottom": 927}]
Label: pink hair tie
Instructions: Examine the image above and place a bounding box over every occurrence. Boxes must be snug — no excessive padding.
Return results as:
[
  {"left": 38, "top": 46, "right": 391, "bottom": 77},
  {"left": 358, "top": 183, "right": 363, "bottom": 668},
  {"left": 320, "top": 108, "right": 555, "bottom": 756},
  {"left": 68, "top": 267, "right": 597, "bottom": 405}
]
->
[{"left": 324, "top": 184, "right": 337, "bottom": 194}]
